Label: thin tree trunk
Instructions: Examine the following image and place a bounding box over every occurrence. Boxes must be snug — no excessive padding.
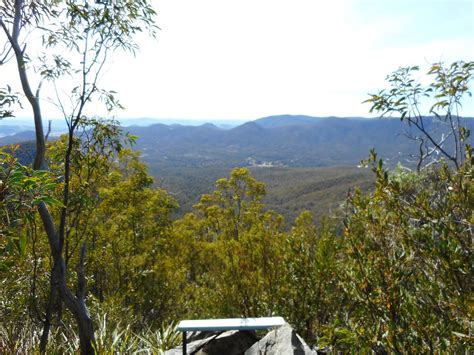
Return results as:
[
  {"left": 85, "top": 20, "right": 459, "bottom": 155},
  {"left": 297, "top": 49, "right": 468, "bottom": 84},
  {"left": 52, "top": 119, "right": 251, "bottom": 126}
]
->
[
  {"left": 1, "top": 2, "right": 97, "bottom": 352},
  {"left": 39, "top": 269, "right": 58, "bottom": 354},
  {"left": 38, "top": 204, "right": 97, "bottom": 354}
]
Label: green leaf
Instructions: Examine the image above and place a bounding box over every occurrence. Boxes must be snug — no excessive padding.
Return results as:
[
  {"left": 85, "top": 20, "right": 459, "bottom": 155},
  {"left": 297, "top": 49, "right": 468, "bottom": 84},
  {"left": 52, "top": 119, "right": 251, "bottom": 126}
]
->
[{"left": 35, "top": 195, "right": 65, "bottom": 207}]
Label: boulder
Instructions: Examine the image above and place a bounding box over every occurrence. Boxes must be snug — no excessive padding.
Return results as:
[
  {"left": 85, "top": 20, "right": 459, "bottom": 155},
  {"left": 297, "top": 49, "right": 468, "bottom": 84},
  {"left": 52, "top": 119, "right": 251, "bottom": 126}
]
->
[
  {"left": 244, "top": 324, "right": 314, "bottom": 355},
  {"left": 165, "top": 330, "right": 257, "bottom": 355}
]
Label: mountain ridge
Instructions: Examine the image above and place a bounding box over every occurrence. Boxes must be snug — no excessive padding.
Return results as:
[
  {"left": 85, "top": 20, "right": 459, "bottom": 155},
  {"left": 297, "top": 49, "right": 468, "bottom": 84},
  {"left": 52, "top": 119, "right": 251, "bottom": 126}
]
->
[
  {"left": 125, "top": 115, "right": 473, "bottom": 170},
  {"left": 2, "top": 115, "right": 473, "bottom": 170}
]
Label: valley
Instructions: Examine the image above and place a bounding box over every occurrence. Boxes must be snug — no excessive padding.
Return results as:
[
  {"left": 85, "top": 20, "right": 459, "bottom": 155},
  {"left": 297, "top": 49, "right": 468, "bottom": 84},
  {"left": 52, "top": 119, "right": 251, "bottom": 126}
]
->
[
  {"left": 151, "top": 165, "right": 373, "bottom": 223},
  {"left": 2, "top": 114, "right": 472, "bottom": 223}
]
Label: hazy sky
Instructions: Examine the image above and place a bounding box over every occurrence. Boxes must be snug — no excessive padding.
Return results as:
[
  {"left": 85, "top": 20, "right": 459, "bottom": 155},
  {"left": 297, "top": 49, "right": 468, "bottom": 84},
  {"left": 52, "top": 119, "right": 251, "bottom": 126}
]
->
[{"left": 3, "top": 0, "right": 474, "bottom": 121}]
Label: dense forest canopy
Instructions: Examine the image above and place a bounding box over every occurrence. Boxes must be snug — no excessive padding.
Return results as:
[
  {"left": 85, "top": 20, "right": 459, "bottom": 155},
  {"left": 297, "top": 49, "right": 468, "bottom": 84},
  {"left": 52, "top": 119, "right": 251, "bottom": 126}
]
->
[{"left": 0, "top": 1, "right": 473, "bottom": 354}]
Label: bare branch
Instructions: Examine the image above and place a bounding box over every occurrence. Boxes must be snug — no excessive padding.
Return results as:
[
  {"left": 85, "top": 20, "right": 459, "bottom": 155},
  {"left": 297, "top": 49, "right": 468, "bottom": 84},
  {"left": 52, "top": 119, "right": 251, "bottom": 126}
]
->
[
  {"left": 0, "top": 40, "right": 13, "bottom": 64},
  {"left": 76, "top": 244, "right": 87, "bottom": 300},
  {"left": 45, "top": 119, "right": 52, "bottom": 142}
]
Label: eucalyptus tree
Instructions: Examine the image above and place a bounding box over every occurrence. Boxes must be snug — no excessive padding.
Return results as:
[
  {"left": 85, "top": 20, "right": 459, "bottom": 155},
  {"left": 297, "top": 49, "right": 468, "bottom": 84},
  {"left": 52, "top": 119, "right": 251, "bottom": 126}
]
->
[
  {"left": 337, "top": 61, "right": 474, "bottom": 352},
  {"left": 171, "top": 168, "right": 288, "bottom": 318},
  {"left": 339, "top": 152, "right": 473, "bottom": 353},
  {"left": 365, "top": 61, "right": 474, "bottom": 171},
  {"left": 0, "top": 1, "right": 156, "bottom": 353}
]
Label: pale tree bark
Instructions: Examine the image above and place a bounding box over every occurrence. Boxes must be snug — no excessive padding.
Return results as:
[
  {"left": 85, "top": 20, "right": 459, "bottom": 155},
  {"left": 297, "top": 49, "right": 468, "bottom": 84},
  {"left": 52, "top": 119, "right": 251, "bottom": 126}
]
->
[
  {"left": 0, "top": 1, "right": 96, "bottom": 353},
  {"left": 1, "top": 0, "right": 156, "bottom": 352}
]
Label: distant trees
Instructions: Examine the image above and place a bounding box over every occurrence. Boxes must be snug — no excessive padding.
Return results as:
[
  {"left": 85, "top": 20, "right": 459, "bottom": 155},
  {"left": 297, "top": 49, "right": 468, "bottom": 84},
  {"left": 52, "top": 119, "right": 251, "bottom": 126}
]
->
[
  {"left": 170, "top": 168, "right": 288, "bottom": 317},
  {"left": 167, "top": 168, "right": 346, "bottom": 345},
  {"left": 1, "top": 158, "right": 472, "bottom": 352}
]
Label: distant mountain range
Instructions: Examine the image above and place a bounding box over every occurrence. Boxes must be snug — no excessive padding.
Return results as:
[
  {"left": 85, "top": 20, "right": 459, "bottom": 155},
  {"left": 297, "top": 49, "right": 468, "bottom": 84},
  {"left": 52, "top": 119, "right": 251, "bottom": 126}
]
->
[
  {"left": 0, "top": 116, "right": 244, "bottom": 133},
  {"left": 2, "top": 114, "right": 473, "bottom": 169},
  {"left": 253, "top": 115, "right": 369, "bottom": 128},
  {"left": 124, "top": 115, "right": 473, "bottom": 169},
  {"left": 3, "top": 114, "right": 472, "bottom": 221}
]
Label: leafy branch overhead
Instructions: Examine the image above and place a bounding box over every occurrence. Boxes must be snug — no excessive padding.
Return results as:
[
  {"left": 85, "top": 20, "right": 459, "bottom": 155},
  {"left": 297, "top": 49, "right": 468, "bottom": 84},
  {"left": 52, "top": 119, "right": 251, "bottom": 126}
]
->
[
  {"left": 365, "top": 61, "right": 474, "bottom": 170},
  {"left": 0, "top": 147, "right": 62, "bottom": 258},
  {"left": 0, "top": 86, "right": 19, "bottom": 119}
]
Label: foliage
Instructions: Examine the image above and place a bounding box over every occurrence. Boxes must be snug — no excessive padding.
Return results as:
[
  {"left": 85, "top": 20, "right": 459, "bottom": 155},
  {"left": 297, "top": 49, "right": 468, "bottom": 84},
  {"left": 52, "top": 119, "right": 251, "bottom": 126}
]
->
[
  {"left": 170, "top": 169, "right": 286, "bottom": 318},
  {"left": 0, "top": 145, "right": 180, "bottom": 352},
  {"left": 0, "top": 86, "right": 18, "bottom": 119},
  {"left": 2, "top": 31, "right": 473, "bottom": 355},
  {"left": 165, "top": 168, "right": 346, "bottom": 346},
  {"left": 1, "top": 0, "right": 158, "bottom": 352},
  {"left": 1, "top": 157, "right": 472, "bottom": 353},
  {"left": 365, "top": 61, "right": 474, "bottom": 170},
  {"left": 332, "top": 154, "right": 473, "bottom": 352},
  {"left": 282, "top": 212, "right": 343, "bottom": 344},
  {"left": 0, "top": 310, "right": 180, "bottom": 354},
  {"left": 0, "top": 147, "right": 60, "bottom": 258},
  {"left": 86, "top": 149, "right": 178, "bottom": 324}
]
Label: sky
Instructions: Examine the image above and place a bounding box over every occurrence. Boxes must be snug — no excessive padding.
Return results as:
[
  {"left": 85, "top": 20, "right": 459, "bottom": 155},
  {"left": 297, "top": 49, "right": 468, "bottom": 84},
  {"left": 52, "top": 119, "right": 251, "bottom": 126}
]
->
[{"left": 2, "top": 0, "right": 474, "bottom": 121}]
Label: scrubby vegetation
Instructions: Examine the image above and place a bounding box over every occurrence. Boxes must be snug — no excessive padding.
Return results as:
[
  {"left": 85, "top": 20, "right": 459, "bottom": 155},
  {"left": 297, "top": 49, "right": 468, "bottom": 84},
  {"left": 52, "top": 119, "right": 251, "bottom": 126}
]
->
[{"left": 1, "top": 139, "right": 473, "bottom": 353}]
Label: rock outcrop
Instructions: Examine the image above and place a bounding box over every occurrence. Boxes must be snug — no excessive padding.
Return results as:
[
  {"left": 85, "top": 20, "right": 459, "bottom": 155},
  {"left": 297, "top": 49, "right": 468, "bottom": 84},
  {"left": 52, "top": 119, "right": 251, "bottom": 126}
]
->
[
  {"left": 165, "top": 323, "right": 314, "bottom": 354},
  {"left": 165, "top": 330, "right": 257, "bottom": 355},
  {"left": 245, "top": 324, "right": 314, "bottom": 355}
]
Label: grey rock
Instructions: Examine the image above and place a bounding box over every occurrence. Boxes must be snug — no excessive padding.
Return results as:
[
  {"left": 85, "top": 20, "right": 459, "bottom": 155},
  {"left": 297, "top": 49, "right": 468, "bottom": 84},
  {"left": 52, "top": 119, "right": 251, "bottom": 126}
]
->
[
  {"left": 244, "top": 324, "right": 314, "bottom": 355},
  {"left": 165, "top": 330, "right": 257, "bottom": 355}
]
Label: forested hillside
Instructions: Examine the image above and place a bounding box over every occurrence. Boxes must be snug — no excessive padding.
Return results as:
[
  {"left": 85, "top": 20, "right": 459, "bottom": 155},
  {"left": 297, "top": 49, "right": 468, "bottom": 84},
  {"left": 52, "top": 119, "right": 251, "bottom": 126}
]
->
[
  {"left": 152, "top": 165, "right": 374, "bottom": 223},
  {"left": 2, "top": 144, "right": 472, "bottom": 352},
  {"left": 128, "top": 115, "right": 474, "bottom": 169}
]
